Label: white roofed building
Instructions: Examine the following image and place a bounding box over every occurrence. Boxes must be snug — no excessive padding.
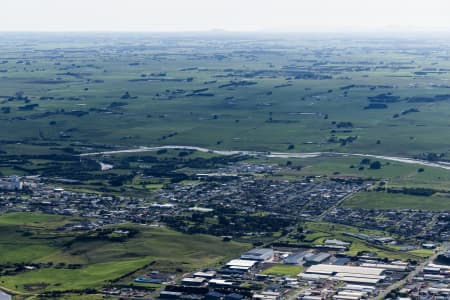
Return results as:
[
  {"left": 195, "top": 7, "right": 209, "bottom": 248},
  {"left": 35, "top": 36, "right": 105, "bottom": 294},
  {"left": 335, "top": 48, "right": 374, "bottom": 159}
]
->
[
  {"left": 241, "top": 248, "right": 274, "bottom": 261},
  {"left": 299, "top": 264, "right": 386, "bottom": 286}
]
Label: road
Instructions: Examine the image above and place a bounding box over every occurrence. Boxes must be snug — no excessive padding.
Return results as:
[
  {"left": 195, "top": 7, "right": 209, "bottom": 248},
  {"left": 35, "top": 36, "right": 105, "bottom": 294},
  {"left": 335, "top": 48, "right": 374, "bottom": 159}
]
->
[
  {"left": 285, "top": 285, "right": 310, "bottom": 300},
  {"left": 286, "top": 243, "right": 448, "bottom": 300},
  {"left": 317, "top": 190, "right": 361, "bottom": 221},
  {"left": 80, "top": 145, "right": 450, "bottom": 171},
  {"left": 79, "top": 144, "right": 450, "bottom": 299},
  {"left": 373, "top": 243, "right": 449, "bottom": 300}
]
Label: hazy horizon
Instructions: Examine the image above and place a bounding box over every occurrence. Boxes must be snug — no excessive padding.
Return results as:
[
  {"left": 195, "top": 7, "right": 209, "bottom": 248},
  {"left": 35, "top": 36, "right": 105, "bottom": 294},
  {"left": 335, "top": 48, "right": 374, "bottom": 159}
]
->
[{"left": 2, "top": 0, "right": 450, "bottom": 33}]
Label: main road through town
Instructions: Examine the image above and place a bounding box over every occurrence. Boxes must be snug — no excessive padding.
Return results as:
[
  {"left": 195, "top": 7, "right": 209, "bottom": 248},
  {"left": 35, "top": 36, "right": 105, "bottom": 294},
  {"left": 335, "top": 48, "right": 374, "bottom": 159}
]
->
[{"left": 373, "top": 242, "right": 450, "bottom": 300}]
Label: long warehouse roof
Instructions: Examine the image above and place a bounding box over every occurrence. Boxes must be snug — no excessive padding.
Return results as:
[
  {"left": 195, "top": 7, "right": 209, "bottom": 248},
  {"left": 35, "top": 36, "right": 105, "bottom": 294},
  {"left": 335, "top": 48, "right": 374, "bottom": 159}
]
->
[
  {"left": 226, "top": 259, "right": 258, "bottom": 267},
  {"left": 360, "top": 263, "right": 407, "bottom": 271},
  {"left": 334, "top": 272, "right": 386, "bottom": 280},
  {"left": 307, "top": 264, "right": 385, "bottom": 276},
  {"left": 330, "top": 276, "right": 380, "bottom": 284}
]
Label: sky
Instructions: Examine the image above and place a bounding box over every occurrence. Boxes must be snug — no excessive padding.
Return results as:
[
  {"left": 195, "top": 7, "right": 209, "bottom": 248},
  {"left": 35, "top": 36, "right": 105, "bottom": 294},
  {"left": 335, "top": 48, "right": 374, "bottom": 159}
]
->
[{"left": 1, "top": 0, "right": 450, "bottom": 32}]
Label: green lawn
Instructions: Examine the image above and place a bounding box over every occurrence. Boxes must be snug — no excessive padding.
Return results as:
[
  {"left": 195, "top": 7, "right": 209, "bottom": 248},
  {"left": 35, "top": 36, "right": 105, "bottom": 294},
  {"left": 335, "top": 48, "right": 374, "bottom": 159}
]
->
[
  {"left": 0, "top": 258, "right": 150, "bottom": 292},
  {"left": 261, "top": 265, "right": 304, "bottom": 277},
  {"left": 3, "top": 36, "right": 450, "bottom": 197},
  {"left": 3, "top": 32, "right": 450, "bottom": 299},
  {"left": 0, "top": 212, "right": 69, "bottom": 226},
  {"left": 342, "top": 191, "right": 450, "bottom": 210},
  {"left": 302, "top": 222, "right": 428, "bottom": 261},
  {"left": 0, "top": 213, "right": 76, "bottom": 263},
  {"left": 4, "top": 35, "right": 450, "bottom": 160},
  {"left": 0, "top": 213, "right": 250, "bottom": 294}
]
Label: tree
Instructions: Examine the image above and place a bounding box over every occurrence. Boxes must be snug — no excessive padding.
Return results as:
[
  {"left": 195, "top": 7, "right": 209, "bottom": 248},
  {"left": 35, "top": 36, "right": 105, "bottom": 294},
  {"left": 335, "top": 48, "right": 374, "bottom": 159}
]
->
[
  {"left": 369, "top": 161, "right": 382, "bottom": 169},
  {"left": 218, "top": 215, "right": 229, "bottom": 225},
  {"left": 360, "top": 158, "right": 371, "bottom": 165}
]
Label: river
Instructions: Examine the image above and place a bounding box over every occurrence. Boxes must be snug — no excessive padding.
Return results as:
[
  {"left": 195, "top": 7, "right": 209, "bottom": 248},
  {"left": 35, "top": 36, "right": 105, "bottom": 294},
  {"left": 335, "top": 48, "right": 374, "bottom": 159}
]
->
[{"left": 80, "top": 145, "right": 450, "bottom": 171}]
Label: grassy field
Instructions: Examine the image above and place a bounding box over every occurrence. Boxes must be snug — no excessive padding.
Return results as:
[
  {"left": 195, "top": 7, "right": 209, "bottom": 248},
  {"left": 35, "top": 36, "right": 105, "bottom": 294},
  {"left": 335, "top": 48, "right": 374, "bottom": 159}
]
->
[
  {"left": 342, "top": 191, "right": 450, "bottom": 210},
  {"left": 0, "top": 213, "right": 77, "bottom": 263},
  {"left": 266, "top": 155, "right": 450, "bottom": 190},
  {"left": 302, "top": 222, "right": 427, "bottom": 261},
  {"left": 2, "top": 34, "right": 450, "bottom": 159},
  {"left": 0, "top": 212, "right": 69, "bottom": 226},
  {"left": 2, "top": 34, "right": 450, "bottom": 198},
  {"left": 0, "top": 212, "right": 250, "bottom": 294},
  {"left": 261, "top": 265, "right": 304, "bottom": 277},
  {"left": 31, "top": 295, "right": 105, "bottom": 300},
  {"left": 1, "top": 258, "right": 150, "bottom": 292},
  {"left": 3, "top": 33, "right": 450, "bottom": 299}
]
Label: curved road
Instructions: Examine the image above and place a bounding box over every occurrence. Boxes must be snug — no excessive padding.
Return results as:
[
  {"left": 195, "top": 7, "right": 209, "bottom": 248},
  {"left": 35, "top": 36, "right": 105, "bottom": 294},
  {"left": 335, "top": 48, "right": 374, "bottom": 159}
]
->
[{"left": 80, "top": 145, "right": 450, "bottom": 171}]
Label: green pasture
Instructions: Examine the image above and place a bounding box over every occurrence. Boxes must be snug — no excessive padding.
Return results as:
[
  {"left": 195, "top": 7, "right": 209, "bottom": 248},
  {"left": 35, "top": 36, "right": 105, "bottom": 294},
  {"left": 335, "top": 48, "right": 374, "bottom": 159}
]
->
[
  {"left": 0, "top": 213, "right": 250, "bottom": 294},
  {"left": 343, "top": 191, "right": 450, "bottom": 210}
]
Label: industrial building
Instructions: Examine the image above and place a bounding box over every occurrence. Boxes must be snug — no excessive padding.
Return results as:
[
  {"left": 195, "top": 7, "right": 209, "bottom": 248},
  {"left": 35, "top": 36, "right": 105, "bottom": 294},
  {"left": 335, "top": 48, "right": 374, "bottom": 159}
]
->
[
  {"left": 341, "top": 284, "right": 376, "bottom": 294},
  {"left": 0, "top": 175, "right": 22, "bottom": 191},
  {"left": 283, "top": 251, "right": 312, "bottom": 265},
  {"left": 299, "top": 264, "right": 387, "bottom": 285},
  {"left": 193, "top": 270, "right": 216, "bottom": 279},
  {"left": 241, "top": 248, "right": 274, "bottom": 262},
  {"left": 159, "top": 291, "right": 183, "bottom": 299},
  {"left": 180, "top": 277, "right": 206, "bottom": 286},
  {"left": 226, "top": 259, "right": 258, "bottom": 271},
  {"left": 209, "top": 278, "right": 234, "bottom": 287},
  {"left": 360, "top": 262, "right": 407, "bottom": 272},
  {"left": 304, "top": 252, "right": 331, "bottom": 265},
  {"left": 324, "top": 239, "right": 350, "bottom": 248},
  {"left": 252, "top": 291, "right": 282, "bottom": 299}
]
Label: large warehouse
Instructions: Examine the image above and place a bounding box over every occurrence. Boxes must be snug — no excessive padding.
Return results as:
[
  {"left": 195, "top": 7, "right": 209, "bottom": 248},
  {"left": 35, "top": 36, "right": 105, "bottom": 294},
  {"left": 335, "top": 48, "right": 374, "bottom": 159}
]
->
[
  {"left": 226, "top": 259, "right": 258, "bottom": 271},
  {"left": 240, "top": 248, "right": 274, "bottom": 261},
  {"left": 299, "top": 264, "right": 387, "bottom": 285}
]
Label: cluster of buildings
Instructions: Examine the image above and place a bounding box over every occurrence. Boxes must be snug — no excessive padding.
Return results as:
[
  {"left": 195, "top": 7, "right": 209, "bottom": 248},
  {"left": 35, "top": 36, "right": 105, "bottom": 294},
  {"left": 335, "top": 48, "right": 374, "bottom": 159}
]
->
[
  {"left": 297, "top": 258, "right": 410, "bottom": 300},
  {"left": 198, "top": 163, "right": 282, "bottom": 176},
  {"left": 300, "top": 262, "right": 407, "bottom": 286},
  {"left": 1, "top": 162, "right": 450, "bottom": 300},
  {"left": 157, "top": 248, "right": 276, "bottom": 299},
  {"left": 159, "top": 177, "right": 364, "bottom": 217},
  {"left": 103, "top": 287, "right": 150, "bottom": 298},
  {"left": 156, "top": 243, "right": 417, "bottom": 300},
  {"left": 0, "top": 176, "right": 181, "bottom": 226},
  {"left": 0, "top": 175, "right": 22, "bottom": 191},
  {"left": 395, "top": 250, "right": 450, "bottom": 299},
  {"left": 325, "top": 208, "right": 450, "bottom": 242}
]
